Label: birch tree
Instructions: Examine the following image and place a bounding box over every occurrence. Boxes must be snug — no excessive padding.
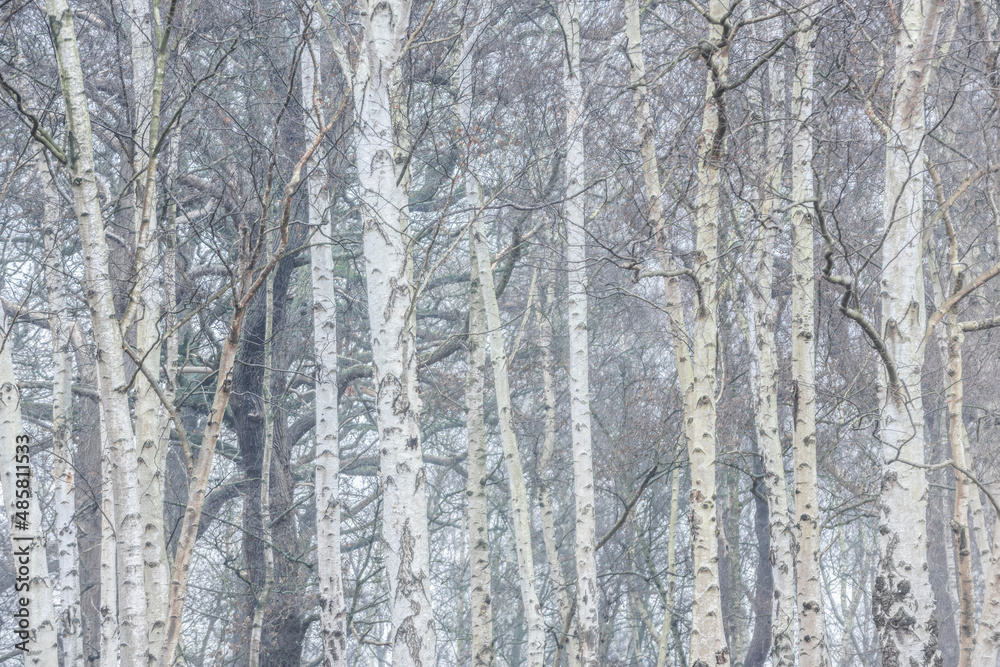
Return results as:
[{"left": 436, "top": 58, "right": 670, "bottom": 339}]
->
[
  {"left": 43, "top": 3, "right": 150, "bottom": 663},
  {"left": 348, "top": 1, "right": 437, "bottom": 663},
  {"left": 304, "top": 8, "right": 347, "bottom": 662},
  {"left": 873, "top": 0, "right": 944, "bottom": 662},
  {"left": 0, "top": 315, "right": 59, "bottom": 665},
  {"left": 559, "top": 0, "right": 600, "bottom": 662},
  {"left": 789, "top": 9, "right": 830, "bottom": 666},
  {"left": 34, "top": 148, "right": 85, "bottom": 667}
]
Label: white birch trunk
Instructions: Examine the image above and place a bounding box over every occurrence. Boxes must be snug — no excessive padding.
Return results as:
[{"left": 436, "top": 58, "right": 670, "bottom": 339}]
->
[
  {"left": 38, "top": 150, "right": 85, "bottom": 667},
  {"left": 454, "top": 13, "right": 496, "bottom": 662},
  {"left": 99, "top": 412, "right": 120, "bottom": 667},
  {"left": 353, "top": 2, "right": 437, "bottom": 663},
  {"left": 875, "top": 0, "right": 944, "bottom": 662},
  {"left": 125, "top": 0, "right": 169, "bottom": 655},
  {"left": 537, "top": 272, "right": 576, "bottom": 667},
  {"left": 470, "top": 214, "right": 546, "bottom": 667},
  {"left": 0, "top": 317, "right": 59, "bottom": 666},
  {"left": 655, "top": 467, "right": 681, "bottom": 667},
  {"left": 789, "top": 15, "right": 831, "bottom": 667},
  {"left": 44, "top": 2, "right": 150, "bottom": 665},
  {"left": 625, "top": 1, "right": 727, "bottom": 659},
  {"left": 303, "top": 11, "right": 347, "bottom": 661},
  {"left": 746, "top": 20, "right": 795, "bottom": 664},
  {"left": 466, "top": 238, "right": 495, "bottom": 667},
  {"left": 687, "top": 2, "right": 730, "bottom": 663},
  {"left": 559, "top": 1, "right": 600, "bottom": 663}
]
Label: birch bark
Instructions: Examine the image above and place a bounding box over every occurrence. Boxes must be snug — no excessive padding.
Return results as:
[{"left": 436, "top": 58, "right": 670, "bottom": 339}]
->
[
  {"left": 746, "top": 20, "right": 795, "bottom": 664},
  {"left": 44, "top": 3, "right": 150, "bottom": 664},
  {"left": 789, "top": 14, "right": 830, "bottom": 667},
  {"left": 303, "top": 11, "right": 347, "bottom": 662},
  {"left": 453, "top": 12, "right": 496, "bottom": 664},
  {"left": 352, "top": 2, "right": 437, "bottom": 663},
  {"left": 558, "top": 0, "right": 600, "bottom": 663},
  {"left": 124, "top": 0, "right": 169, "bottom": 655},
  {"left": 687, "top": 1, "right": 730, "bottom": 662},
  {"left": 624, "top": 1, "right": 728, "bottom": 660},
  {"left": 0, "top": 317, "right": 59, "bottom": 666},
  {"left": 470, "top": 213, "right": 546, "bottom": 667},
  {"left": 466, "top": 239, "right": 495, "bottom": 667},
  {"left": 875, "top": 0, "right": 944, "bottom": 663},
  {"left": 37, "top": 150, "right": 85, "bottom": 667}
]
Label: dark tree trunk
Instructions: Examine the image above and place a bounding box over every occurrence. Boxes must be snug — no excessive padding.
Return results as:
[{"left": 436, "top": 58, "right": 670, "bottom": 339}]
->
[{"left": 230, "top": 223, "right": 308, "bottom": 667}]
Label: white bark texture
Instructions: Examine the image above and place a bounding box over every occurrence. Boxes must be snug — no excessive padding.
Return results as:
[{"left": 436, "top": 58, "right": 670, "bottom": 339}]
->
[
  {"left": 44, "top": 2, "right": 150, "bottom": 665},
  {"left": 304, "top": 11, "right": 347, "bottom": 662},
  {"left": 0, "top": 316, "right": 59, "bottom": 666},
  {"left": 455, "top": 11, "right": 495, "bottom": 664},
  {"left": 99, "top": 412, "right": 120, "bottom": 666},
  {"left": 687, "top": 1, "right": 730, "bottom": 663},
  {"left": 537, "top": 270, "right": 577, "bottom": 667},
  {"left": 789, "top": 16, "right": 831, "bottom": 667},
  {"left": 38, "top": 150, "right": 85, "bottom": 667},
  {"left": 559, "top": 0, "right": 600, "bottom": 664},
  {"left": 875, "top": 0, "right": 944, "bottom": 664},
  {"left": 353, "top": 1, "right": 437, "bottom": 664},
  {"left": 470, "top": 216, "right": 546, "bottom": 666},
  {"left": 466, "top": 239, "right": 495, "bottom": 667},
  {"left": 746, "top": 19, "right": 795, "bottom": 664},
  {"left": 125, "top": 0, "right": 169, "bottom": 655},
  {"left": 625, "top": 1, "right": 727, "bottom": 661}
]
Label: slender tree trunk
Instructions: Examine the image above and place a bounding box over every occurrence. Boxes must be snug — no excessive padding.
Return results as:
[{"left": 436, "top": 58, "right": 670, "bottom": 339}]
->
[
  {"left": 537, "top": 270, "right": 577, "bottom": 667},
  {"left": 559, "top": 1, "right": 600, "bottom": 663},
  {"left": 99, "top": 412, "right": 120, "bottom": 666},
  {"left": 625, "top": 1, "right": 728, "bottom": 659},
  {"left": 747, "top": 26, "right": 795, "bottom": 663},
  {"left": 751, "top": 49, "right": 795, "bottom": 667},
  {"left": 352, "top": 2, "right": 437, "bottom": 663},
  {"left": 655, "top": 467, "right": 681, "bottom": 667},
  {"left": 248, "top": 275, "right": 276, "bottom": 667},
  {"left": 789, "top": 13, "right": 830, "bottom": 667},
  {"left": 945, "top": 315, "right": 975, "bottom": 666},
  {"left": 125, "top": 0, "right": 170, "bottom": 655},
  {"left": 687, "top": 2, "right": 731, "bottom": 663},
  {"left": 44, "top": 3, "right": 150, "bottom": 664},
  {"left": 466, "top": 237, "right": 496, "bottom": 667},
  {"left": 471, "top": 213, "right": 546, "bottom": 667},
  {"left": 454, "top": 12, "right": 496, "bottom": 663},
  {"left": 0, "top": 316, "right": 59, "bottom": 665},
  {"left": 303, "top": 9, "right": 347, "bottom": 663},
  {"left": 874, "top": 0, "right": 944, "bottom": 663},
  {"left": 38, "top": 150, "right": 85, "bottom": 667}
]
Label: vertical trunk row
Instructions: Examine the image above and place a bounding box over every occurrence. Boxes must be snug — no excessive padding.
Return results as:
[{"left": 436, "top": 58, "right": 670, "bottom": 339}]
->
[
  {"left": 0, "top": 319, "right": 59, "bottom": 665},
  {"left": 44, "top": 3, "right": 150, "bottom": 665},
  {"left": 304, "top": 8, "right": 347, "bottom": 664},
  {"left": 789, "top": 12, "right": 830, "bottom": 667},
  {"left": 38, "top": 150, "right": 85, "bottom": 667},
  {"left": 353, "top": 2, "right": 437, "bottom": 664},
  {"left": 875, "top": 0, "right": 944, "bottom": 663},
  {"left": 559, "top": 0, "right": 600, "bottom": 663}
]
